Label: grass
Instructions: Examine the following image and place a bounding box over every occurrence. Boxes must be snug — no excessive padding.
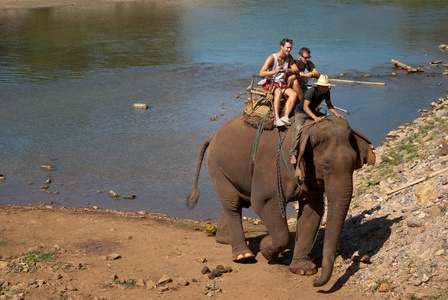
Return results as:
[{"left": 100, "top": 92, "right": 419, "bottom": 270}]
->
[
  {"left": 205, "top": 278, "right": 223, "bottom": 293},
  {"left": 427, "top": 288, "right": 448, "bottom": 300},
  {"left": 8, "top": 249, "right": 56, "bottom": 273},
  {"left": 113, "top": 278, "right": 139, "bottom": 289},
  {"left": 373, "top": 279, "right": 391, "bottom": 290}
]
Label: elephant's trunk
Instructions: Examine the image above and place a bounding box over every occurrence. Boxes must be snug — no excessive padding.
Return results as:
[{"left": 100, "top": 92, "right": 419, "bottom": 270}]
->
[{"left": 313, "top": 179, "right": 353, "bottom": 287}]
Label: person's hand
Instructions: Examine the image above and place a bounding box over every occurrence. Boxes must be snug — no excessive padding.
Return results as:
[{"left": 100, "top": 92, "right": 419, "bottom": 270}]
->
[
  {"left": 335, "top": 113, "right": 346, "bottom": 120},
  {"left": 275, "top": 66, "right": 283, "bottom": 73},
  {"left": 314, "top": 116, "right": 323, "bottom": 123}
]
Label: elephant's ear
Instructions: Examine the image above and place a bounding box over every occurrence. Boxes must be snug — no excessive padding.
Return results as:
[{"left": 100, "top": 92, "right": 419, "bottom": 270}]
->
[
  {"left": 351, "top": 128, "right": 376, "bottom": 169},
  {"left": 295, "top": 133, "right": 311, "bottom": 181}
]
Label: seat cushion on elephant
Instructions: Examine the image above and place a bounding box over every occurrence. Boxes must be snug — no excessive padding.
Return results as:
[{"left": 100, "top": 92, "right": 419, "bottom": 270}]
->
[{"left": 241, "top": 97, "right": 290, "bottom": 130}]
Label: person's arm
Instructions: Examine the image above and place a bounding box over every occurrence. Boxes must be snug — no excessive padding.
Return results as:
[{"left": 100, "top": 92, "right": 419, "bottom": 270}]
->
[
  {"left": 303, "top": 99, "right": 323, "bottom": 122},
  {"left": 307, "top": 61, "right": 320, "bottom": 79},
  {"left": 287, "top": 55, "right": 298, "bottom": 74},
  {"left": 259, "top": 55, "right": 282, "bottom": 78},
  {"left": 325, "top": 99, "right": 346, "bottom": 120}
]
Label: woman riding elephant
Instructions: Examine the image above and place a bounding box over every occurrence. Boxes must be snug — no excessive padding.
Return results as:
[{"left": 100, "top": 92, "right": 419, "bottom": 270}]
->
[{"left": 186, "top": 114, "right": 375, "bottom": 287}]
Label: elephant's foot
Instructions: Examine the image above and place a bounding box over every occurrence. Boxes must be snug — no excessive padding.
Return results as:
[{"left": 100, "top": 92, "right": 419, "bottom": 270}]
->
[
  {"left": 259, "top": 235, "right": 280, "bottom": 262},
  {"left": 289, "top": 257, "right": 317, "bottom": 276},
  {"left": 232, "top": 250, "right": 255, "bottom": 262},
  {"left": 215, "top": 229, "right": 230, "bottom": 245}
]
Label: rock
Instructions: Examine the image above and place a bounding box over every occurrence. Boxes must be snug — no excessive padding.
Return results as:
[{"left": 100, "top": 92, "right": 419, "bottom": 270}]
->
[
  {"left": 435, "top": 110, "right": 448, "bottom": 118},
  {"left": 157, "top": 275, "right": 172, "bottom": 285},
  {"left": 360, "top": 255, "right": 371, "bottom": 264},
  {"left": 177, "top": 277, "right": 189, "bottom": 286},
  {"left": 197, "top": 257, "right": 207, "bottom": 263},
  {"left": 407, "top": 220, "right": 422, "bottom": 228},
  {"left": 137, "top": 279, "right": 146, "bottom": 287},
  {"left": 437, "top": 140, "right": 448, "bottom": 155},
  {"left": 208, "top": 268, "right": 222, "bottom": 279},
  {"left": 435, "top": 249, "right": 445, "bottom": 256},
  {"left": 123, "top": 195, "right": 135, "bottom": 200},
  {"left": 133, "top": 103, "right": 148, "bottom": 110},
  {"left": 415, "top": 183, "right": 436, "bottom": 205},
  {"left": 146, "top": 280, "right": 156, "bottom": 289},
  {"left": 106, "top": 253, "right": 121, "bottom": 260},
  {"left": 41, "top": 165, "right": 55, "bottom": 171},
  {"left": 109, "top": 190, "right": 119, "bottom": 198},
  {"left": 378, "top": 283, "right": 391, "bottom": 292},
  {"left": 0, "top": 262, "right": 8, "bottom": 269},
  {"left": 201, "top": 266, "right": 211, "bottom": 274}
]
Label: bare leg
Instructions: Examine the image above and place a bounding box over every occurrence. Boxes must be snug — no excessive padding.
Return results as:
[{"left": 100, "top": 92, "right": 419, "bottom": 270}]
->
[
  {"left": 288, "top": 76, "right": 303, "bottom": 104},
  {"left": 283, "top": 88, "right": 297, "bottom": 118},
  {"left": 273, "top": 87, "right": 283, "bottom": 120}
]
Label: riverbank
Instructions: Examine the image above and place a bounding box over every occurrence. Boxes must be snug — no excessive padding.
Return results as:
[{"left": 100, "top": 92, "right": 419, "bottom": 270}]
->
[
  {"left": 0, "top": 0, "right": 137, "bottom": 10},
  {"left": 1, "top": 93, "right": 448, "bottom": 299}
]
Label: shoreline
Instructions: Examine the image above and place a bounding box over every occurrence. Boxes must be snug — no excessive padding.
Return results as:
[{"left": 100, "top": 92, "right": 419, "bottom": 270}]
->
[{"left": 0, "top": 0, "right": 138, "bottom": 10}]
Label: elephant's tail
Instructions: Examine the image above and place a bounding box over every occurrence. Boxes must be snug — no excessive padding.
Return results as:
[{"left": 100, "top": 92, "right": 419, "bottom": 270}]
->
[{"left": 186, "top": 136, "right": 213, "bottom": 210}]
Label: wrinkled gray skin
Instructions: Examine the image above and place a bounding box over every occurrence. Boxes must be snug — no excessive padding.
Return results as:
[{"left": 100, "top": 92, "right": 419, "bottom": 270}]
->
[{"left": 186, "top": 114, "right": 375, "bottom": 287}]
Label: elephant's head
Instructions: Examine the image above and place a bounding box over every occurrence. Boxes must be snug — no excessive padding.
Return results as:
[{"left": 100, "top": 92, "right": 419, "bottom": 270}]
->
[{"left": 295, "top": 116, "right": 375, "bottom": 286}]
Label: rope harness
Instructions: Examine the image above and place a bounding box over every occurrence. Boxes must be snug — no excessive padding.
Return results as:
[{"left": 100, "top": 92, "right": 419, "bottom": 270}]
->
[{"left": 275, "top": 128, "right": 289, "bottom": 219}]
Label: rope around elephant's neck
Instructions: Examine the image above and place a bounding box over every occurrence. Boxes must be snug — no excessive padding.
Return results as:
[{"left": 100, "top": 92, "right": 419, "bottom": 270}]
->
[{"left": 276, "top": 129, "right": 288, "bottom": 219}]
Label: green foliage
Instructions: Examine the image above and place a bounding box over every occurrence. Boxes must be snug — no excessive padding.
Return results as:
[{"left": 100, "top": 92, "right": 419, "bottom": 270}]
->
[
  {"left": 373, "top": 278, "right": 391, "bottom": 290},
  {"left": 439, "top": 205, "right": 447, "bottom": 212},
  {"left": 205, "top": 277, "right": 223, "bottom": 293},
  {"left": 24, "top": 249, "right": 56, "bottom": 263},
  {"left": 8, "top": 249, "right": 56, "bottom": 273},
  {"left": 113, "top": 278, "right": 139, "bottom": 289},
  {"left": 427, "top": 288, "right": 448, "bottom": 300},
  {"left": 48, "top": 291, "right": 69, "bottom": 300}
]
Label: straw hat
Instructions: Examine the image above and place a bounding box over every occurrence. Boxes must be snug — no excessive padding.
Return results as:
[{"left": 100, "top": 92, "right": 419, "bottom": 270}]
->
[{"left": 314, "top": 75, "right": 335, "bottom": 87}]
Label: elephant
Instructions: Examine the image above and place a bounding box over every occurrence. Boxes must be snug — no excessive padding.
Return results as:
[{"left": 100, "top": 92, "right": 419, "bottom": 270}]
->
[{"left": 186, "top": 114, "right": 375, "bottom": 287}]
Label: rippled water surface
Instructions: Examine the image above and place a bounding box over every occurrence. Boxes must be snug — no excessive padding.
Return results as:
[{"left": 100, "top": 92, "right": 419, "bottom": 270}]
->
[{"left": 1, "top": 0, "right": 447, "bottom": 219}]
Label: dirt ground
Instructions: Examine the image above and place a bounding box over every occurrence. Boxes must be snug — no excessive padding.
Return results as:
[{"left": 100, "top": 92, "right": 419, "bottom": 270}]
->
[{"left": 0, "top": 204, "right": 369, "bottom": 299}]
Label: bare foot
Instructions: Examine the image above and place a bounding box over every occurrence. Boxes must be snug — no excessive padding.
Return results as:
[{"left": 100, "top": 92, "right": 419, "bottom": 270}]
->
[{"left": 290, "top": 155, "right": 297, "bottom": 165}]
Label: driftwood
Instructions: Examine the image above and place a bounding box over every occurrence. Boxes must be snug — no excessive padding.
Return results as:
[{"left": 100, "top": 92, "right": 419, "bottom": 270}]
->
[
  {"left": 390, "top": 59, "right": 424, "bottom": 73},
  {"left": 328, "top": 78, "right": 386, "bottom": 86},
  {"left": 385, "top": 166, "right": 448, "bottom": 196}
]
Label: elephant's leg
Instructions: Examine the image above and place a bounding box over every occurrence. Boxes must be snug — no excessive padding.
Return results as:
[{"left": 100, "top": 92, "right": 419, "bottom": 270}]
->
[
  {"left": 223, "top": 207, "right": 255, "bottom": 262},
  {"left": 290, "top": 195, "right": 324, "bottom": 276},
  {"left": 255, "top": 200, "right": 290, "bottom": 262},
  {"left": 215, "top": 210, "right": 230, "bottom": 245}
]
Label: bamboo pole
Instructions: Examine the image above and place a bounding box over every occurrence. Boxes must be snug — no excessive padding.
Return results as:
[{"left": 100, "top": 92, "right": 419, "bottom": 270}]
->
[
  {"left": 249, "top": 75, "right": 255, "bottom": 111},
  {"left": 301, "top": 115, "right": 329, "bottom": 129},
  {"left": 385, "top": 166, "right": 448, "bottom": 196},
  {"left": 320, "top": 103, "right": 351, "bottom": 115},
  {"left": 390, "top": 59, "right": 424, "bottom": 73},
  {"left": 328, "top": 78, "right": 386, "bottom": 86}
]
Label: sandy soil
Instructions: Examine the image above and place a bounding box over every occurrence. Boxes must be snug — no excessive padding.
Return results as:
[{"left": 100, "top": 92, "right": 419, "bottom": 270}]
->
[{"left": 0, "top": 204, "right": 367, "bottom": 299}]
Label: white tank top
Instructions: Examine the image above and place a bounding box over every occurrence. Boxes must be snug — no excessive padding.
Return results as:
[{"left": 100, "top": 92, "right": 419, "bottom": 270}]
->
[{"left": 266, "top": 53, "right": 288, "bottom": 84}]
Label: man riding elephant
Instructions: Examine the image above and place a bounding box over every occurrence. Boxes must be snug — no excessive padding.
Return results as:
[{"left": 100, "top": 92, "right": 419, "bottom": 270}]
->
[{"left": 187, "top": 106, "right": 375, "bottom": 287}]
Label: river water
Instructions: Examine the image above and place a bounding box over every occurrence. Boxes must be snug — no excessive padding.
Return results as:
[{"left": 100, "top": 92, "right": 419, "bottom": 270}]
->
[{"left": 0, "top": 0, "right": 447, "bottom": 220}]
